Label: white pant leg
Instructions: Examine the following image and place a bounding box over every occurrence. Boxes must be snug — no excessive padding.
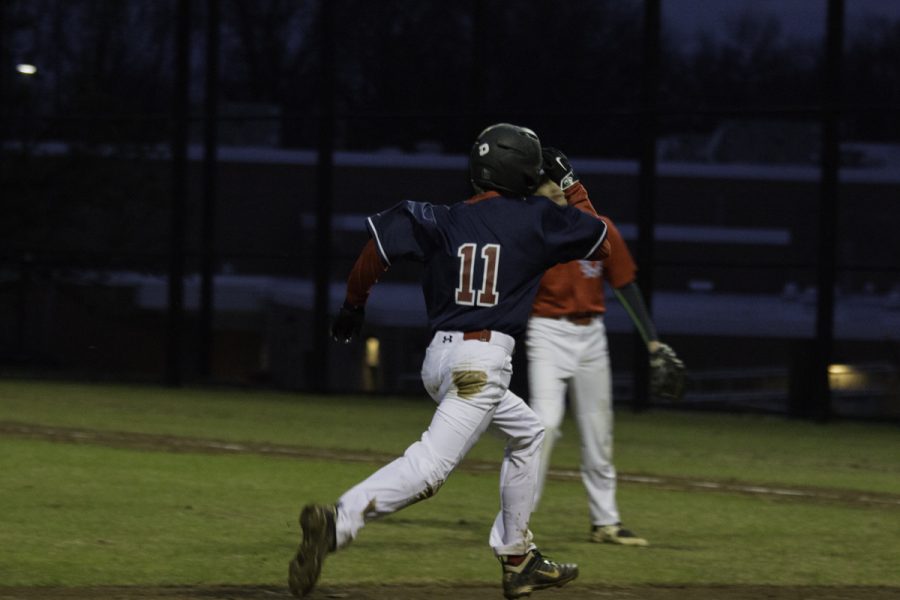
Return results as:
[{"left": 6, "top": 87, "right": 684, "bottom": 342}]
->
[
  {"left": 569, "top": 318, "right": 619, "bottom": 526},
  {"left": 487, "top": 388, "right": 545, "bottom": 556},
  {"left": 524, "top": 317, "right": 578, "bottom": 510},
  {"left": 335, "top": 392, "right": 496, "bottom": 548},
  {"left": 334, "top": 331, "right": 540, "bottom": 554}
]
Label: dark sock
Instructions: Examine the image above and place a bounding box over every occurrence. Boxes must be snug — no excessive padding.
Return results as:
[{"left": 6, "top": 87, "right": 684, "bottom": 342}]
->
[{"left": 504, "top": 554, "right": 527, "bottom": 566}]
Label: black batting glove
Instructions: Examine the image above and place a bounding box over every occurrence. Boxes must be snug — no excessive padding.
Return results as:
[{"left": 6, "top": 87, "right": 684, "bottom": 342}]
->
[
  {"left": 541, "top": 147, "right": 578, "bottom": 191},
  {"left": 331, "top": 302, "right": 365, "bottom": 343}
]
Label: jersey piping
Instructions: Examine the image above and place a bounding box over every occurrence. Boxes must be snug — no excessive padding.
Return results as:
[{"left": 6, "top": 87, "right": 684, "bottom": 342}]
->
[
  {"left": 366, "top": 215, "right": 392, "bottom": 266},
  {"left": 582, "top": 231, "right": 608, "bottom": 261}
]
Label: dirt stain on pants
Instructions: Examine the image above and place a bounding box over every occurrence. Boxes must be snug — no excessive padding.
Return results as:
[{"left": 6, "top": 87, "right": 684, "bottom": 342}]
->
[{"left": 452, "top": 370, "right": 487, "bottom": 399}]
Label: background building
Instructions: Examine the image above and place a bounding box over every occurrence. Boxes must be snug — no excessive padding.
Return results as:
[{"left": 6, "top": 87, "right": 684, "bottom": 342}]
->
[{"left": 2, "top": 0, "right": 898, "bottom": 419}]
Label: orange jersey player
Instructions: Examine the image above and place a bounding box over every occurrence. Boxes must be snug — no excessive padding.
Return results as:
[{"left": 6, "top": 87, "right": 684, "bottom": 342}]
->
[{"left": 526, "top": 147, "right": 683, "bottom": 547}]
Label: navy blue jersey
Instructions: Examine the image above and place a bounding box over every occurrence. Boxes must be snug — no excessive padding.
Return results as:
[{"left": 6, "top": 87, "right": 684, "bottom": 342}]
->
[{"left": 367, "top": 195, "right": 607, "bottom": 337}]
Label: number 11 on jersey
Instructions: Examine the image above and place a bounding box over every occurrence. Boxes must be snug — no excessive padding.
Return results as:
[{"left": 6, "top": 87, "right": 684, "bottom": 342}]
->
[{"left": 455, "top": 243, "right": 500, "bottom": 307}]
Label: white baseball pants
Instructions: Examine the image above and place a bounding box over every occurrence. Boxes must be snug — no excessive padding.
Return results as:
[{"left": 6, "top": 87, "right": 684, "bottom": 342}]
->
[
  {"left": 526, "top": 315, "right": 619, "bottom": 526},
  {"left": 334, "top": 330, "right": 545, "bottom": 556}
]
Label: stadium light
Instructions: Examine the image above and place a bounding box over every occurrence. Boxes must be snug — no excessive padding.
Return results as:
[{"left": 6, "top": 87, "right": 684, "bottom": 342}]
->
[
  {"left": 828, "top": 363, "right": 866, "bottom": 390},
  {"left": 365, "top": 337, "right": 380, "bottom": 368},
  {"left": 362, "top": 337, "right": 381, "bottom": 393},
  {"left": 16, "top": 63, "right": 37, "bottom": 75}
]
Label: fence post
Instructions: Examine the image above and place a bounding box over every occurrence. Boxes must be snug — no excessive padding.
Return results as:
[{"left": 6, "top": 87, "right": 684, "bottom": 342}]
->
[
  {"left": 312, "top": 0, "right": 336, "bottom": 392},
  {"left": 167, "top": 0, "right": 190, "bottom": 387},
  {"left": 811, "top": 0, "right": 844, "bottom": 421},
  {"left": 198, "top": 0, "right": 220, "bottom": 380},
  {"left": 633, "top": 0, "right": 661, "bottom": 412}
]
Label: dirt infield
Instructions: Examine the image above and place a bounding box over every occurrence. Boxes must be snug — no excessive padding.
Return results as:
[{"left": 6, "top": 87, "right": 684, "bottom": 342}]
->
[
  {"left": 3, "top": 420, "right": 900, "bottom": 510},
  {"left": 2, "top": 584, "right": 900, "bottom": 600}
]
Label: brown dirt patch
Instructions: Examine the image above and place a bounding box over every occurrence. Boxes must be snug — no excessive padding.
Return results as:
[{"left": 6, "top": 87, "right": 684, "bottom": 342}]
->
[{"left": 2, "top": 420, "right": 899, "bottom": 510}]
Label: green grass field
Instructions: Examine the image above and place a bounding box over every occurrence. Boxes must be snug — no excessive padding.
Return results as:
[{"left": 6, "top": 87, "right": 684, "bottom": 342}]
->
[{"left": 1, "top": 378, "right": 899, "bottom": 590}]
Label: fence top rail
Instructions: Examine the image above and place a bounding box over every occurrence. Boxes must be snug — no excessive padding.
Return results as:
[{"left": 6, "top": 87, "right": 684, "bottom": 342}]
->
[{"left": 5, "top": 141, "right": 900, "bottom": 184}]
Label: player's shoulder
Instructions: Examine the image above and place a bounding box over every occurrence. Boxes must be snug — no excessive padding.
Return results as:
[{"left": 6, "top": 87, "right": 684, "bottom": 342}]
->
[
  {"left": 521, "top": 194, "right": 567, "bottom": 214},
  {"left": 388, "top": 199, "right": 450, "bottom": 222},
  {"left": 597, "top": 214, "right": 624, "bottom": 238},
  {"left": 525, "top": 193, "right": 562, "bottom": 205}
]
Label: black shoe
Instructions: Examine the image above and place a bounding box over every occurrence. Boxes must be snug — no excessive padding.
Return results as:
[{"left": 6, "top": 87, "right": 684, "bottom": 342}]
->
[
  {"left": 288, "top": 504, "right": 337, "bottom": 597},
  {"left": 500, "top": 549, "right": 579, "bottom": 599}
]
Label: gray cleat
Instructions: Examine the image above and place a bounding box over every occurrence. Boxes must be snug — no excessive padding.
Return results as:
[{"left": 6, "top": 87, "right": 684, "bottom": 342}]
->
[
  {"left": 288, "top": 504, "right": 337, "bottom": 597},
  {"left": 500, "top": 549, "right": 579, "bottom": 599}
]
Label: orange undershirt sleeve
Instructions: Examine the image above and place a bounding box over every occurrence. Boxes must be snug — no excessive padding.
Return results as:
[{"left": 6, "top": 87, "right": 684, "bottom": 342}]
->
[
  {"left": 565, "top": 183, "right": 610, "bottom": 260},
  {"left": 345, "top": 239, "right": 389, "bottom": 307}
]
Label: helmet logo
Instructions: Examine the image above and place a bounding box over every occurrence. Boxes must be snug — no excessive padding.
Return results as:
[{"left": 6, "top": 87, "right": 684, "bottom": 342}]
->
[{"left": 478, "top": 142, "right": 490, "bottom": 156}]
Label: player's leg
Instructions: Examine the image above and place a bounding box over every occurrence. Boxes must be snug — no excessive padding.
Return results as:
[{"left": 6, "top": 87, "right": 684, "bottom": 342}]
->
[
  {"left": 290, "top": 336, "right": 508, "bottom": 597},
  {"left": 570, "top": 319, "right": 617, "bottom": 526},
  {"left": 525, "top": 316, "right": 577, "bottom": 509},
  {"left": 487, "top": 388, "right": 545, "bottom": 556},
  {"left": 489, "top": 388, "right": 580, "bottom": 598},
  {"left": 291, "top": 391, "right": 498, "bottom": 599},
  {"left": 570, "top": 319, "right": 646, "bottom": 545},
  {"left": 334, "top": 335, "right": 511, "bottom": 548},
  {"left": 334, "top": 390, "right": 496, "bottom": 546}
]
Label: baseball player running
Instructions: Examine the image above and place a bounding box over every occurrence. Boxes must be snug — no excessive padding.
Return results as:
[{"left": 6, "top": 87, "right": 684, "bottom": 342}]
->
[
  {"left": 526, "top": 147, "right": 684, "bottom": 546},
  {"left": 288, "top": 124, "right": 610, "bottom": 600}
]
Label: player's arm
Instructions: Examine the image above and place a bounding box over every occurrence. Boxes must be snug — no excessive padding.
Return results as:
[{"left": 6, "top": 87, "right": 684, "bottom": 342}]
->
[
  {"left": 332, "top": 200, "right": 440, "bottom": 343},
  {"left": 564, "top": 183, "right": 609, "bottom": 260},
  {"left": 345, "top": 240, "right": 388, "bottom": 307},
  {"left": 598, "top": 219, "right": 657, "bottom": 350},
  {"left": 612, "top": 282, "right": 659, "bottom": 350},
  {"left": 539, "top": 198, "right": 608, "bottom": 266},
  {"left": 618, "top": 278, "right": 686, "bottom": 402},
  {"left": 586, "top": 227, "right": 610, "bottom": 261},
  {"left": 332, "top": 239, "right": 389, "bottom": 343},
  {"left": 542, "top": 146, "right": 597, "bottom": 214},
  {"left": 541, "top": 147, "right": 610, "bottom": 260},
  {"left": 604, "top": 220, "right": 686, "bottom": 399}
]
